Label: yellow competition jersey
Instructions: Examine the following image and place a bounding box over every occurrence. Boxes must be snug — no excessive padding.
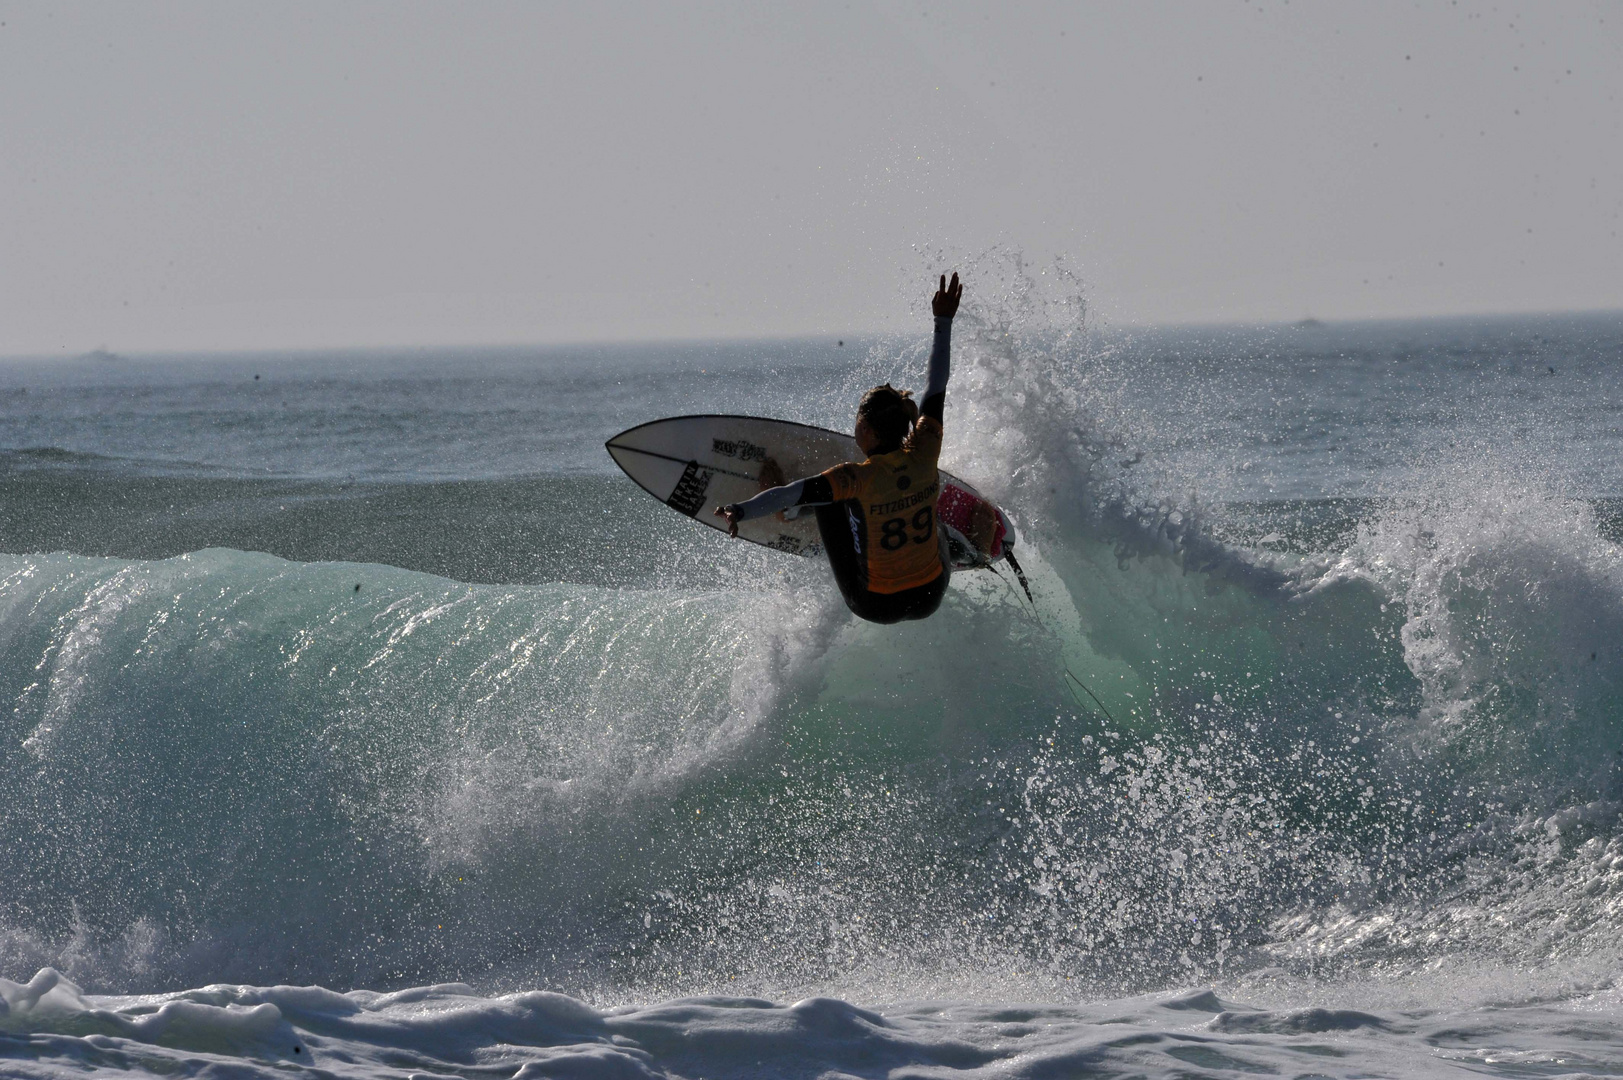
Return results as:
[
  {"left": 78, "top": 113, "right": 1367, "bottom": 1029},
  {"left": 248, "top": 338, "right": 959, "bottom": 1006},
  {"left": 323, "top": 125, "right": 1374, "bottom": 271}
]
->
[{"left": 820, "top": 417, "right": 945, "bottom": 594}]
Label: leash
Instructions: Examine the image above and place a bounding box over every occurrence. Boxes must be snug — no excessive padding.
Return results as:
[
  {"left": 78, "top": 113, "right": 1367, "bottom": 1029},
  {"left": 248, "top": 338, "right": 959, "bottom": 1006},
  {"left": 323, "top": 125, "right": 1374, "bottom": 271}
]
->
[{"left": 987, "top": 548, "right": 1119, "bottom": 727}]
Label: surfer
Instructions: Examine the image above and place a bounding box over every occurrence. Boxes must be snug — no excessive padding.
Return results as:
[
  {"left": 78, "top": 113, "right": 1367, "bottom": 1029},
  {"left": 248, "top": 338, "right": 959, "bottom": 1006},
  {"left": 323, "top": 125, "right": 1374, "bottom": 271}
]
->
[{"left": 714, "top": 273, "right": 963, "bottom": 624}]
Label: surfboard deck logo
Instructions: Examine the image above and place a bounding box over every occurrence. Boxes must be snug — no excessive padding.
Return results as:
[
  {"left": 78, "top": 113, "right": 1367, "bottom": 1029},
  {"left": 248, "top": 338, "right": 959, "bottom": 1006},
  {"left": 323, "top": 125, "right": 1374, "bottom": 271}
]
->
[
  {"left": 665, "top": 461, "right": 713, "bottom": 517},
  {"left": 607, "top": 414, "right": 1014, "bottom": 570},
  {"left": 710, "top": 437, "right": 769, "bottom": 462}
]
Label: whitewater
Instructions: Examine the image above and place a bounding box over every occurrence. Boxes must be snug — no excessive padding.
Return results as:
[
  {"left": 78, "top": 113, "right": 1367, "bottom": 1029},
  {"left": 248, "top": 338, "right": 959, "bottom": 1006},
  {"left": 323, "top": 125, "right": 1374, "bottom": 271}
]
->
[{"left": 4, "top": 265, "right": 1623, "bottom": 1077}]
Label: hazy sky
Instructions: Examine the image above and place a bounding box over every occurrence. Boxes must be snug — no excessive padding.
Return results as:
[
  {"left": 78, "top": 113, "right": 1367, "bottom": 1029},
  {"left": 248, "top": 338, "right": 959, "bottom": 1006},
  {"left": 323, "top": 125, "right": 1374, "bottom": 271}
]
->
[{"left": 2, "top": 1, "right": 1619, "bottom": 353}]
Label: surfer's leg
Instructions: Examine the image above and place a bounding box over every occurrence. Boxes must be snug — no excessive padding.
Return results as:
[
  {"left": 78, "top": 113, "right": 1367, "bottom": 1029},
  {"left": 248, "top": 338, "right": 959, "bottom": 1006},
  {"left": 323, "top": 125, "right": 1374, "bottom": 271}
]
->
[
  {"left": 845, "top": 573, "right": 948, "bottom": 624},
  {"left": 815, "top": 501, "right": 869, "bottom": 612},
  {"left": 897, "top": 571, "right": 948, "bottom": 621}
]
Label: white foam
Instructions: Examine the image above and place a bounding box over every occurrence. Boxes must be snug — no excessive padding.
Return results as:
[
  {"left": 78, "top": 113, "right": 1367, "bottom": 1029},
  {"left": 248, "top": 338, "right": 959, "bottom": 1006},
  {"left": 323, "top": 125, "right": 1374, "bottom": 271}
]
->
[{"left": 7, "top": 971, "right": 1623, "bottom": 1079}]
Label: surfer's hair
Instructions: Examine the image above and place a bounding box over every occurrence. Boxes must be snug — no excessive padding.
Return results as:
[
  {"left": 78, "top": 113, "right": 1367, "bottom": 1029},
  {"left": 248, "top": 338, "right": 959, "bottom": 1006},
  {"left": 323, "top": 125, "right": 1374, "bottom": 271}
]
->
[{"left": 857, "top": 383, "right": 919, "bottom": 451}]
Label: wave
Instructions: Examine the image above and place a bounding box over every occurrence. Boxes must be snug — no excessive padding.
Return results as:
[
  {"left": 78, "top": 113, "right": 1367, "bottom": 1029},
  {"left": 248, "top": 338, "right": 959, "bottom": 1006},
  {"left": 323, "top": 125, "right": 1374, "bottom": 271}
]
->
[
  {"left": 0, "top": 446, "right": 143, "bottom": 471},
  {"left": 3, "top": 257, "right": 1623, "bottom": 1005}
]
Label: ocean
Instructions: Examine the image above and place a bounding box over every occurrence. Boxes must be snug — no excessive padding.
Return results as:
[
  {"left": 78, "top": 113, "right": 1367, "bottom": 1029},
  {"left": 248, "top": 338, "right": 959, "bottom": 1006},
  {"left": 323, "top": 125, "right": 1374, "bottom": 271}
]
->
[{"left": 4, "top": 268, "right": 1623, "bottom": 1077}]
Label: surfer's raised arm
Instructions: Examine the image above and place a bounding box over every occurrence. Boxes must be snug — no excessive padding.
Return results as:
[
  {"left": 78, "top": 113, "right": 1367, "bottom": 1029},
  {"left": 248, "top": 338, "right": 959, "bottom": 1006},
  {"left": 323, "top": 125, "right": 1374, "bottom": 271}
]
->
[{"left": 921, "top": 271, "right": 961, "bottom": 423}]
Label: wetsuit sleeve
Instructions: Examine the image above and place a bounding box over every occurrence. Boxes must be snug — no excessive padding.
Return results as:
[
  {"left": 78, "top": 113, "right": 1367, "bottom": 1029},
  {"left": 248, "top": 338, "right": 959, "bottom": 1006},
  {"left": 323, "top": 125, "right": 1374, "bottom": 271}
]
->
[
  {"left": 726, "top": 475, "right": 837, "bottom": 521},
  {"left": 920, "top": 315, "right": 951, "bottom": 423}
]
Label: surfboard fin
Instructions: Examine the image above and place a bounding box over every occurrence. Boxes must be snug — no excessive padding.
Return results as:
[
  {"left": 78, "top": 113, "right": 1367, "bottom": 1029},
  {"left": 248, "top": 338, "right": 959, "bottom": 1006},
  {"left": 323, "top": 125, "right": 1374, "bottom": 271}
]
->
[{"left": 1004, "top": 551, "right": 1035, "bottom": 606}]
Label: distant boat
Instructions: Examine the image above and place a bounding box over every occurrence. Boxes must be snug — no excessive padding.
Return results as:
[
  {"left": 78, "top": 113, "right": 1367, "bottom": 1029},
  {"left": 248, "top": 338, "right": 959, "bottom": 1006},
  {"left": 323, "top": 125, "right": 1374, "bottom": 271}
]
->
[
  {"left": 1293, "top": 317, "right": 1324, "bottom": 329},
  {"left": 79, "top": 348, "right": 123, "bottom": 362}
]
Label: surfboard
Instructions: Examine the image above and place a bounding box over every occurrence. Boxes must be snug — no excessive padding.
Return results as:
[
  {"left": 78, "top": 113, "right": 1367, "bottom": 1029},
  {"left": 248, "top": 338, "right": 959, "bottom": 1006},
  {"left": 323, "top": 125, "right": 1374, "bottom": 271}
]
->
[{"left": 605, "top": 414, "right": 1014, "bottom": 571}]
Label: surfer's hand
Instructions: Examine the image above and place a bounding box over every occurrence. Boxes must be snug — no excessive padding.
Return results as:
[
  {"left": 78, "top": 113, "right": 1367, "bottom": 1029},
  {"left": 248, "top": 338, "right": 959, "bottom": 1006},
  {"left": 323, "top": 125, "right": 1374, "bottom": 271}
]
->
[
  {"left": 932, "top": 272, "right": 962, "bottom": 319},
  {"left": 714, "top": 505, "right": 742, "bottom": 537}
]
